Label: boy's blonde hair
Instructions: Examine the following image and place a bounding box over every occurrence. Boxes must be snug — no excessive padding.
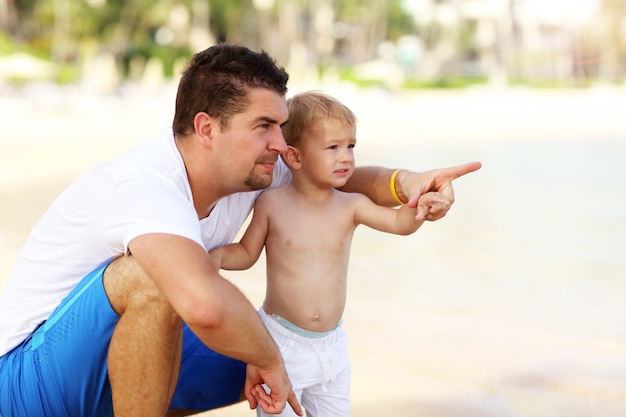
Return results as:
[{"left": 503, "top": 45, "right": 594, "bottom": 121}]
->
[{"left": 282, "top": 91, "right": 357, "bottom": 147}]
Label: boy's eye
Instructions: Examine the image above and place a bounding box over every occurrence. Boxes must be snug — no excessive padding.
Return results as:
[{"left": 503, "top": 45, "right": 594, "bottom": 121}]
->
[
  {"left": 329, "top": 145, "right": 338, "bottom": 150},
  {"left": 348, "top": 144, "right": 355, "bottom": 149}
]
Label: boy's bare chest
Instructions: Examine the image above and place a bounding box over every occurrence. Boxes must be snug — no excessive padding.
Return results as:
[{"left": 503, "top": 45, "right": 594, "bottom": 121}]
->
[{"left": 267, "top": 202, "right": 355, "bottom": 252}]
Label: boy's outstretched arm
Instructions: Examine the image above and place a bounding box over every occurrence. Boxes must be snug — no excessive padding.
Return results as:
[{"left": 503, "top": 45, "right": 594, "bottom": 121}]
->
[
  {"left": 397, "top": 162, "right": 482, "bottom": 220},
  {"left": 343, "top": 162, "right": 481, "bottom": 220},
  {"left": 355, "top": 192, "right": 450, "bottom": 236}
]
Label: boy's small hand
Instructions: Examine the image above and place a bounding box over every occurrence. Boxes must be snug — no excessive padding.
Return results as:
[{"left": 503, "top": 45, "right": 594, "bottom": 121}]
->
[
  {"left": 415, "top": 192, "right": 451, "bottom": 221},
  {"left": 402, "top": 161, "right": 481, "bottom": 221}
]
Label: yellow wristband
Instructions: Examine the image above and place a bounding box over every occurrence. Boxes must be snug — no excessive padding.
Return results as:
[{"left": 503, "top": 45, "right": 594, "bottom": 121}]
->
[{"left": 390, "top": 169, "right": 406, "bottom": 205}]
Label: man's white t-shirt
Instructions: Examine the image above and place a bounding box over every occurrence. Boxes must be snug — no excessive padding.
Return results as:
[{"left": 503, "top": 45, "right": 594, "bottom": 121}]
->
[{"left": 0, "top": 128, "right": 290, "bottom": 356}]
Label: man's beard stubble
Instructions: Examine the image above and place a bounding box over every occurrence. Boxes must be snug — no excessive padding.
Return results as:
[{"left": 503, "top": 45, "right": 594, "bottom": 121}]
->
[
  {"left": 244, "top": 171, "right": 273, "bottom": 191},
  {"left": 244, "top": 155, "right": 278, "bottom": 191}
]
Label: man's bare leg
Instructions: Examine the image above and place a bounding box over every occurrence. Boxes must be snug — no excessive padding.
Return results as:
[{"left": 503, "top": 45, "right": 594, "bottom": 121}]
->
[{"left": 104, "top": 256, "right": 183, "bottom": 417}]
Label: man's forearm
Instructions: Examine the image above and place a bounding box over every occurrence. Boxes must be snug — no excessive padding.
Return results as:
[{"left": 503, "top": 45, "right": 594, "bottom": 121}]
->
[
  {"left": 190, "top": 276, "right": 282, "bottom": 369},
  {"left": 341, "top": 166, "right": 406, "bottom": 207}
]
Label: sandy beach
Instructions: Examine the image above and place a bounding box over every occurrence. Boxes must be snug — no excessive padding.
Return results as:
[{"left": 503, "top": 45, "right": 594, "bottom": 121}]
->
[{"left": 1, "top": 83, "right": 625, "bottom": 416}]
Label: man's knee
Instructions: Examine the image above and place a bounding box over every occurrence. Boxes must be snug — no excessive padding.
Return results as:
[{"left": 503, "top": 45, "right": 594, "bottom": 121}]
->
[
  {"left": 104, "top": 255, "right": 149, "bottom": 286},
  {"left": 103, "top": 255, "right": 176, "bottom": 319}
]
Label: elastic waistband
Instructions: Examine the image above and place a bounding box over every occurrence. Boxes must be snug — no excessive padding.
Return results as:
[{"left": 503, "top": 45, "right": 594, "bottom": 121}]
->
[{"left": 258, "top": 308, "right": 343, "bottom": 349}]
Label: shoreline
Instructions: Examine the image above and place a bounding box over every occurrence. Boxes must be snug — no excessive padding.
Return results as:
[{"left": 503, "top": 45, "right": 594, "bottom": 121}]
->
[{"left": 2, "top": 85, "right": 625, "bottom": 190}]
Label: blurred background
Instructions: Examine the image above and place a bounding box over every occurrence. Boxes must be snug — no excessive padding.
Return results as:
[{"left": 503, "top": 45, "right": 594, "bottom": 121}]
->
[
  {"left": 1, "top": 1, "right": 626, "bottom": 417},
  {"left": 0, "top": 0, "right": 625, "bottom": 90}
]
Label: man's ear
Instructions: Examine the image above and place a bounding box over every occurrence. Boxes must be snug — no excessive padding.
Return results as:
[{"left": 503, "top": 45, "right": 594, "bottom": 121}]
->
[
  {"left": 193, "top": 112, "right": 213, "bottom": 148},
  {"left": 283, "top": 145, "right": 302, "bottom": 169}
]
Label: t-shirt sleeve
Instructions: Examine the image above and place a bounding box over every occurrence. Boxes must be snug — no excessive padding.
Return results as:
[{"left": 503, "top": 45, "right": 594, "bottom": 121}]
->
[
  {"left": 97, "top": 173, "right": 203, "bottom": 255},
  {"left": 271, "top": 159, "right": 292, "bottom": 189}
]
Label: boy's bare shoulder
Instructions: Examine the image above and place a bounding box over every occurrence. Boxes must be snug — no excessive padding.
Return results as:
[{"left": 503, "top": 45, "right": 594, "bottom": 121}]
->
[
  {"left": 256, "top": 185, "right": 291, "bottom": 206},
  {"left": 335, "top": 188, "right": 371, "bottom": 204}
]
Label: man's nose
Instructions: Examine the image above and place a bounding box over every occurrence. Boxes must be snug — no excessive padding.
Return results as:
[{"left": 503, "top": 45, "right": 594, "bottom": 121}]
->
[{"left": 269, "top": 128, "right": 288, "bottom": 153}]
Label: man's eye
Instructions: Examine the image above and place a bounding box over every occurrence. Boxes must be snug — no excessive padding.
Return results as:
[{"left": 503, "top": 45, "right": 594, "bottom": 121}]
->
[
  {"left": 348, "top": 144, "right": 355, "bottom": 149},
  {"left": 329, "top": 145, "right": 338, "bottom": 150}
]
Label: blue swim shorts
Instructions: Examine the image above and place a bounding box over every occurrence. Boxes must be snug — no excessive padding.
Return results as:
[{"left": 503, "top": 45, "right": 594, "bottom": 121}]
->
[{"left": 0, "top": 262, "right": 246, "bottom": 417}]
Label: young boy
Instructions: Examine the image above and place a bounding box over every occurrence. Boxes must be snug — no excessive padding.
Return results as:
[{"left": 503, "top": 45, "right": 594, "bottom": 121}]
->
[{"left": 209, "top": 91, "right": 449, "bottom": 417}]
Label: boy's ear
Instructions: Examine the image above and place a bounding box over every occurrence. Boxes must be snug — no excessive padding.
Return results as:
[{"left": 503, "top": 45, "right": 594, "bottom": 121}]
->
[{"left": 283, "top": 145, "right": 302, "bottom": 169}]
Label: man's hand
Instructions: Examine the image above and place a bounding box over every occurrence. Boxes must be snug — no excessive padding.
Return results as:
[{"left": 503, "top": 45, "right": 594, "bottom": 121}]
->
[
  {"left": 245, "top": 363, "right": 303, "bottom": 416},
  {"left": 399, "top": 161, "right": 481, "bottom": 221}
]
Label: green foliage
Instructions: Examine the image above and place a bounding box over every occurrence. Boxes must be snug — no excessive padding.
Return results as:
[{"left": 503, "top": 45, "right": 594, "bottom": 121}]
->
[
  {"left": 403, "top": 77, "right": 488, "bottom": 89},
  {"left": 3, "top": 0, "right": 624, "bottom": 87},
  {"left": 124, "top": 44, "right": 192, "bottom": 78},
  {"left": 55, "top": 63, "right": 81, "bottom": 84},
  {"left": 209, "top": 0, "right": 252, "bottom": 42},
  {"left": 0, "top": 32, "right": 17, "bottom": 55},
  {"left": 340, "top": 66, "right": 487, "bottom": 90},
  {"left": 386, "top": 0, "right": 415, "bottom": 41}
]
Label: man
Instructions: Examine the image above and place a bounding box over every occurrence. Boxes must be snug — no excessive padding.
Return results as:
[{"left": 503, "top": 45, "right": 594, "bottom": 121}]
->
[{"left": 0, "top": 44, "right": 480, "bottom": 417}]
